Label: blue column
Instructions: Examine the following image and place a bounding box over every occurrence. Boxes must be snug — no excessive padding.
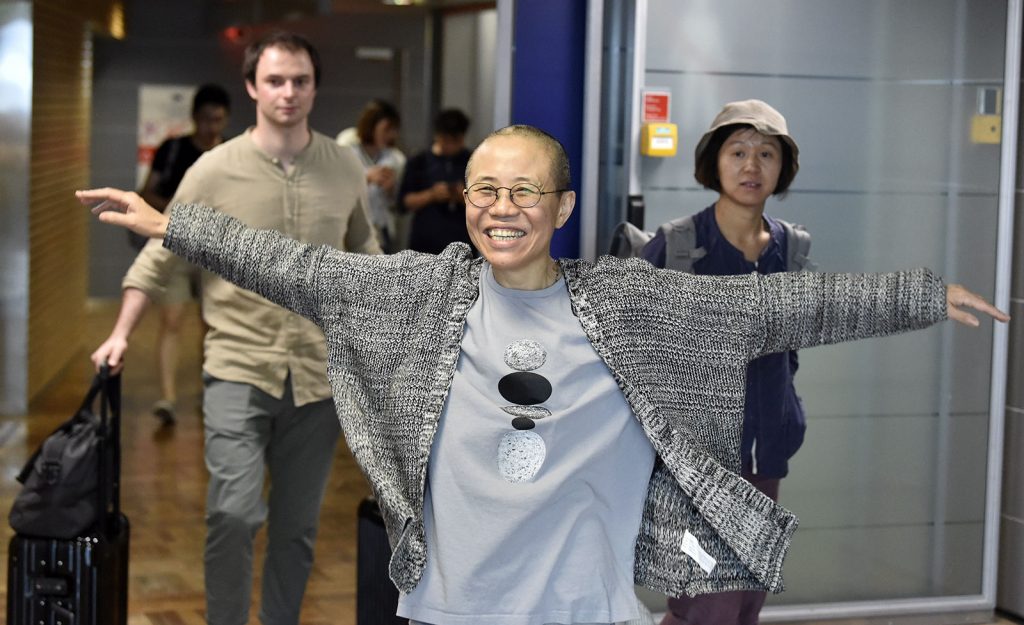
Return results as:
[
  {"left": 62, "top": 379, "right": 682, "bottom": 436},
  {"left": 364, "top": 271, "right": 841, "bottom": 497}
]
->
[{"left": 510, "top": 0, "right": 587, "bottom": 259}]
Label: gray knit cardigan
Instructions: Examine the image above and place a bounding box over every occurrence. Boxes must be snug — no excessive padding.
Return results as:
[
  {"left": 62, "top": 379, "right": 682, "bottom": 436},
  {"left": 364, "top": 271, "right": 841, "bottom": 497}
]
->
[{"left": 165, "top": 203, "right": 948, "bottom": 598}]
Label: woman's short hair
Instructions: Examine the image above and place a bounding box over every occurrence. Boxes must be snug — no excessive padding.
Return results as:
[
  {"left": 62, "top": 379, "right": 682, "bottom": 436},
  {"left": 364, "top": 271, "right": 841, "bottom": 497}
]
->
[
  {"left": 355, "top": 99, "right": 401, "bottom": 145},
  {"left": 469, "top": 125, "right": 571, "bottom": 191}
]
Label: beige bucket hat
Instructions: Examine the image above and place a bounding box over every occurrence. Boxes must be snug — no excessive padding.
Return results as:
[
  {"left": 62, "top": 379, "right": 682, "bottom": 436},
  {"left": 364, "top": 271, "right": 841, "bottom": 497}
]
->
[{"left": 694, "top": 99, "right": 800, "bottom": 170}]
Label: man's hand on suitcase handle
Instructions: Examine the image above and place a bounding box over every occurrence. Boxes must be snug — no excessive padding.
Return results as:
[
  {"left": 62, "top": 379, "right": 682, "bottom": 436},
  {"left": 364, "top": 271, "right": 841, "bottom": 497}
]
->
[
  {"left": 91, "top": 336, "right": 129, "bottom": 376},
  {"left": 77, "top": 188, "right": 169, "bottom": 240}
]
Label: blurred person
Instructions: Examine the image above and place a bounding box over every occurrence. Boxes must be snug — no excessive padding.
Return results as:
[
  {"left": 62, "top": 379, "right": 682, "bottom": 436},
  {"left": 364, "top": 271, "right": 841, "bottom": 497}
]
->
[
  {"left": 82, "top": 123, "right": 1006, "bottom": 625},
  {"left": 136, "top": 83, "right": 231, "bottom": 424},
  {"left": 338, "top": 99, "right": 406, "bottom": 251},
  {"left": 642, "top": 99, "right": 806, "bottom": 625},
  {"left": 399, "top": 108, "right": 472, "bottom": 254},
  {"left": 91, "top": 31, "right": 380, "bottom": 625}
]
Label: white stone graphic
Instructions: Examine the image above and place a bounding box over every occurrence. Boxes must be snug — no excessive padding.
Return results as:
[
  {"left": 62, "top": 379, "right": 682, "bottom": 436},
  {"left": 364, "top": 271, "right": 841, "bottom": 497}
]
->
[
  {"left": 503, "top": 339, "right": 546, "bottom": 372},
  {"left": 497, "top": 430, "right": 546, "bottom": 482},
  {"left": 501, "top": 405, "right": 551, "bottom": 419}
]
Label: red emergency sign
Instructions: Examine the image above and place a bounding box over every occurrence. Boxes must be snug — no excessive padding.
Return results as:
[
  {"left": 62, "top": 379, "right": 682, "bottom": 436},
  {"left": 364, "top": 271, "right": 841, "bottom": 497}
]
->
[{"left": 642, "top": 90, "right": 671, "bottom": 123}]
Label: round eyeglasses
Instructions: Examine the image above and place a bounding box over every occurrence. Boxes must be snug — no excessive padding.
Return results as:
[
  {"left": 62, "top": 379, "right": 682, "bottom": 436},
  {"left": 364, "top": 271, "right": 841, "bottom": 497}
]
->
[{"left": 464, "top": 182, "right": 571, "bottom": 209}]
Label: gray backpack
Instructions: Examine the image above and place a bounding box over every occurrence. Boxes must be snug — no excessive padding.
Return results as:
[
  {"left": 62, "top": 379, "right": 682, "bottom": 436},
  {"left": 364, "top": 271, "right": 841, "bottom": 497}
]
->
[{"left": 609, "top": 215, "right": 815, "bottom": 273}]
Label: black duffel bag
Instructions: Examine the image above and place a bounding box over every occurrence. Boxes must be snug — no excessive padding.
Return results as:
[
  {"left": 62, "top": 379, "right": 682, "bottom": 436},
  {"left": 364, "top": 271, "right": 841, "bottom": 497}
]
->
[{"left": 9, "top": 366, "right": 120, "bottom": 539}]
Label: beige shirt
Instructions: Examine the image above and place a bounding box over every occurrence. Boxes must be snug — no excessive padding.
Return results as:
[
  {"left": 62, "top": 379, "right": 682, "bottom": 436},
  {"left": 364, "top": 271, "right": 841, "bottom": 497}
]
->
[{"left": 124, "top": 129, "right": 381, "bottom": 405}]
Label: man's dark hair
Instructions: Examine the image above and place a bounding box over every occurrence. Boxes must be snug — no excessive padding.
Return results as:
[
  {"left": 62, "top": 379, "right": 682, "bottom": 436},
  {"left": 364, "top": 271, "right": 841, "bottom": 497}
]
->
[
  {"left": 192, "top": 84, "right": 231, "bottom": 115},
  {"left": 242, "top": 31, "right": 321, "bottom": 88},
  {"left": 693, "top": 123, "right": 797, "bottom": 196},
  {"left": 356, "top": 99, "right": 401, "bottom": 145},
  {"left": 434, "top": 109, "right": 470, "bottom": 138}
]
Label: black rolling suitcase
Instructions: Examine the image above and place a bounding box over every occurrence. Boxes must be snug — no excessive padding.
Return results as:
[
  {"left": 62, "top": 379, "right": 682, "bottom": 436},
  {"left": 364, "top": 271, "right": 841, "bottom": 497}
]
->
[
  {"left": 7, "top": 367, "right": 130, "bottom": 625},
  {"left": 357, "top": 497, "right": 404, "bottom": 625}
]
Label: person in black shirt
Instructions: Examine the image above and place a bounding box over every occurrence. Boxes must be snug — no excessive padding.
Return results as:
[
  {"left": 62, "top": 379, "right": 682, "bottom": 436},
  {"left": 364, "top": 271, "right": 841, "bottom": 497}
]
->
[
  {"left": 137, "top": 83, "right": 230, "bottom": 425},
  {"left": 399, "top": 109, "right": 473, "bottom": 254}
]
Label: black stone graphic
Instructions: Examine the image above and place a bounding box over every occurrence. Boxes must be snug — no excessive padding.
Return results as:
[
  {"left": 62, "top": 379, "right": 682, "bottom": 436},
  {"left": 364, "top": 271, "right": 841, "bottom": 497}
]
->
[
  {"left": 512, "top": 416, "right": 536, "bottom": 431},
  {"left": 498, "top": 372, "right": 552, "bottom": 405}
]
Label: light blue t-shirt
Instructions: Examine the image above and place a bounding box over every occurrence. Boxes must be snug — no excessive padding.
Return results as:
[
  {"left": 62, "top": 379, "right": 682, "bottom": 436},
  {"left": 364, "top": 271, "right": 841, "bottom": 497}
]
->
[{"left": 397, "top": 263, "right": 657, "bottom": 625}]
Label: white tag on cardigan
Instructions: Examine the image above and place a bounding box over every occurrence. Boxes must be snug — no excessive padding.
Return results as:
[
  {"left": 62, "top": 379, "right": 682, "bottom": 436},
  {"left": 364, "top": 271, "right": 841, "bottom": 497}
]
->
[{"left": 682, "top": 530, "right": 717, "bottom": 574}]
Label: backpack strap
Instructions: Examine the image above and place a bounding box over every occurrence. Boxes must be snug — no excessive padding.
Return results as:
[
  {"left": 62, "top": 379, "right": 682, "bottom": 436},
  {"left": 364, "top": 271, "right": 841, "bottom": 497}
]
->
[
  {"left": 779, "top": 219, "right": 815, "bottom": 272},
  {"left": 609, "top": 221, "right": 655, "bottom": 258},
  {"left": 661, "top": 215, "right": 706, "bottom": 274}
]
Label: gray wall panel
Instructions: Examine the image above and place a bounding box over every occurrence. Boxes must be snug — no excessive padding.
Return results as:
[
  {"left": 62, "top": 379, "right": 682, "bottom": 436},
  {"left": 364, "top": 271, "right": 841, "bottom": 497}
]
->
[
  {"left": 784, "top": 413, "right": 988, "bottom": 528},
  {"left": 766, "top": 523, "right": 984, "bottom": 604},
  {"left": 1013, "top": 191, "right": 1024, "bottom": 298},
  {"left": 646, "top": 0, "right": 1005, "bottom": 80},
  {"left": 999, "top": 516, "right": 1024, "bottom": 613},
  {"left": 1008, "top": 297, "right": 1024, "bottom": 411},
  {"left": 441, "top": 9, "right": 497, "bottom": 147},
  {"left": 1004, "top": 406, "right": 1024, "bottom": 519}
]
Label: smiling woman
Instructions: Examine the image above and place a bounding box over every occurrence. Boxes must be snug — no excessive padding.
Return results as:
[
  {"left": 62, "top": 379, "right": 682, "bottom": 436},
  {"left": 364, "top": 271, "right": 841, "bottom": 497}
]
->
[
  {"left": 76, "top": 123, "right": 1005, "bottom": 625},
  {"left": 464, "top": 127, "right": 576, "bottom": 290}
]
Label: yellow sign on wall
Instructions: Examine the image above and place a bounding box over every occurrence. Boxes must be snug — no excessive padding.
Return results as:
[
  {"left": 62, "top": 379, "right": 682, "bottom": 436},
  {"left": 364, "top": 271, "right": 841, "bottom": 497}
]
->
[
  {"left": 641, "top": 123, "right": 678, "bottom": 157},
  {"left": 971, "top": 87, "right": 1001, "bottom": 144},
  {"left": 970, "top": 114, "right": 1001, "bottom": 144}
]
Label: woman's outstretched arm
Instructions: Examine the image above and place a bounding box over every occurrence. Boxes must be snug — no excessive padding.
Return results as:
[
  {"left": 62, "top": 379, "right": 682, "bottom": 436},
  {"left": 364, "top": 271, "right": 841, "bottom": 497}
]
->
[
  {"left": 78, "top": 187, "right": 367, "bottom": 326},
  {"left": 749, "top": 268, "right": 1008, "bottom": 359}
]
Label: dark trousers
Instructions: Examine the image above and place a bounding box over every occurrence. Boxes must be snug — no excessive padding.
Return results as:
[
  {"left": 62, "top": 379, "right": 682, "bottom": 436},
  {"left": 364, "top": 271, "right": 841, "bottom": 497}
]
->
[
  {"left": 660, "top": 473, "right": 781, "bottom": 625},
  {"left": 203, "top": 376, "right": 340, "bottom": 625}
]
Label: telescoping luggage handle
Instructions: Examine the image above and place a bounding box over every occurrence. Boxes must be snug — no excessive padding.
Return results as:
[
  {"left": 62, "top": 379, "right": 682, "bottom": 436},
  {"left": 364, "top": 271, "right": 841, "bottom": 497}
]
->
[
  {"left": 94, "top": 364, "right": 123, "bottom": 538},
  {"left": 61, "top": 364, "right": 123, "bottom": 537}
]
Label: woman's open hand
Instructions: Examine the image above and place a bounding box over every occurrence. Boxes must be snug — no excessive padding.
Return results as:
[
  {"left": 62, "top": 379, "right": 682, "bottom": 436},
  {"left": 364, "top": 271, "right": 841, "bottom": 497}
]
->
[
  {"left": 947, "top": 284, "right": 1010, "bottom": 327},
  {"left": 76, "top": 187, "right": 169, "bottom": 240}
]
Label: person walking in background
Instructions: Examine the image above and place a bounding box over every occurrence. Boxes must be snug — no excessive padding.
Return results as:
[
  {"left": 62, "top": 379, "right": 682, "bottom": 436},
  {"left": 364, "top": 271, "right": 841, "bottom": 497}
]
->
[
  {"left": 82, "top": 123, "right": 1007, "bottom": 625},
  {"left": 399, "top": 108, "right": 473, "bottom": 254},
  {"left": 337, "top": 99, "right": 406, "bottom": 252},
  {"left": 90, "top": 31, "right": 380, "bottom": 625},
  {"left": 642, "top": 100, "right": 809, "bottom": 625},
  {"left": 135, "top": 83, "right": 230, "bottom": 425}
]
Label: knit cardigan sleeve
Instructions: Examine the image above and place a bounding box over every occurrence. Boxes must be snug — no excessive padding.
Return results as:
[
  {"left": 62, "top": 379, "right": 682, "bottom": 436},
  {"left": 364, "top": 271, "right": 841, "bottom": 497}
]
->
[
  {"left": 163, "top": 202, "right": 381, "bottom": 326},
  {"left": 750, "top": 268, "right": 948, "bottom": 360}
]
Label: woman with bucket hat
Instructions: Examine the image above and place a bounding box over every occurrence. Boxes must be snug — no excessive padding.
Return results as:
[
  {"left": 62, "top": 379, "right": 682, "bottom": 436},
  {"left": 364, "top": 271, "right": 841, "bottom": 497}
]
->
[{"left": 643, "top": 100, "right": 810, "bottom": 625}]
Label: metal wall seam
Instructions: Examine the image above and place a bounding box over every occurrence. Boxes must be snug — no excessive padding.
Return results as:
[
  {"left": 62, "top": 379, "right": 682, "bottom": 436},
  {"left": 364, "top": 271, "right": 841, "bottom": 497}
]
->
[
  {"left": 984, "top": 0, "right": 1022, "bottom": 606},
  {"left": 580, "top": 0, "right": 604, "bottom": 261}
]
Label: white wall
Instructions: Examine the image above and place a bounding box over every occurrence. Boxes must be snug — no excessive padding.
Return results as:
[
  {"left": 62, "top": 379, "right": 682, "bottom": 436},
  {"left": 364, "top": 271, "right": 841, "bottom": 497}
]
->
[{"left": 441, "top": 8, "right": 497, "bottom": 148}]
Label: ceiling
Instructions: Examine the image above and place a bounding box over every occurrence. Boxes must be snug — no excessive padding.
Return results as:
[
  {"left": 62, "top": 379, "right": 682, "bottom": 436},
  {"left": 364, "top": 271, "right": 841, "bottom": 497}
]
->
[{"left": 212, "top": 0, "right": 495, "bottom": 25}]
